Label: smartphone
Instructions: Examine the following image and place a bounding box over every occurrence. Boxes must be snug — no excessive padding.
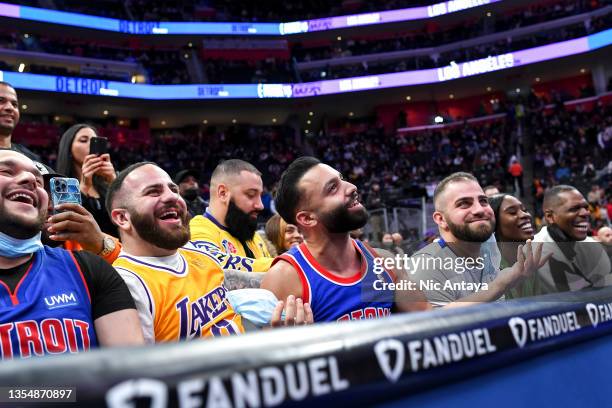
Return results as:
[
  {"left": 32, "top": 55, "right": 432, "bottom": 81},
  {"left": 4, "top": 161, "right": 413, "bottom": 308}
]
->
[
  {"left": 89, "top": 136, "right": 108, "bottom": 156},
  {"left": 49, "top": 177, "right": 82, "bottom": 214}
]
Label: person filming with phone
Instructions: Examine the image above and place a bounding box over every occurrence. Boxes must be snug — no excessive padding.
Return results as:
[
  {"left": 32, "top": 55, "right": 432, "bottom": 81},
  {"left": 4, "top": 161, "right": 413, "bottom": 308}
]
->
[
  {"left": 0, "top": 150, "right": 144, "bottom": 358},
  {"left": 56, "top": 124, "right": 118, "bottom": 237}
]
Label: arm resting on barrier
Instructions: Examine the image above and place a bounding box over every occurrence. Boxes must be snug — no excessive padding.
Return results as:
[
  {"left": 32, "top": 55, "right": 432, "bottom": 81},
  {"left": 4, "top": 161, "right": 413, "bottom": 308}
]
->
[
  {"left": 443, "top": 240, "right": 552, "bottom": 308},
  {"left": 224, "top": 269, "right": 265, "bottom": 290},
  {"left": 374, "top": 248, "right": 432, "bottom": 313},
  {"left": 95, "top": 309, "right": 145, "bottom": 346}
]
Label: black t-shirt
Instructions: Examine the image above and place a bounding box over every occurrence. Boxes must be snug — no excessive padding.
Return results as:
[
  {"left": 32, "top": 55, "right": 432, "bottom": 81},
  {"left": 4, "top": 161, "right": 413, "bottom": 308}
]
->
[
  {"left": 82, "top": 192, "right": 118, "bottom": 238},
  {"left": 0, "top": 251, "right": 135, "bottom": 320}
]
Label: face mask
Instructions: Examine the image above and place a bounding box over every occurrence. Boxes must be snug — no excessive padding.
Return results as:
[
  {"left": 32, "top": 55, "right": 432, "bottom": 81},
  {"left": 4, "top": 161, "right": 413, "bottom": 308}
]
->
[
  {"left": 227, "top": 288, "right": 283, "bottom": 326},
  {"left": 382, "top": 241, "right": 394, "bottom": 248},
  {"left": 0, "top": 231, "right": 43, "bottom": 258},
  {"left": 182, "top": 188, "right": 198, "bottom": 201}
]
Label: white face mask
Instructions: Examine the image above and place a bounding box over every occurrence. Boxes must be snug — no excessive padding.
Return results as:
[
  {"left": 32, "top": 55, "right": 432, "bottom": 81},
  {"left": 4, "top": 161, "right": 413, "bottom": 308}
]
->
[{"left": 227, "top": 288, "right": 283, "bottom": 326}]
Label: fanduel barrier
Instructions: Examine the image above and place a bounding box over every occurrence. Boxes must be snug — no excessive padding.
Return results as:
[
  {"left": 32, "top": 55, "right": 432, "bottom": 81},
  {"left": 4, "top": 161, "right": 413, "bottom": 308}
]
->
[{"left": 1, "top": 287, "right": 612, "bottom": 407}]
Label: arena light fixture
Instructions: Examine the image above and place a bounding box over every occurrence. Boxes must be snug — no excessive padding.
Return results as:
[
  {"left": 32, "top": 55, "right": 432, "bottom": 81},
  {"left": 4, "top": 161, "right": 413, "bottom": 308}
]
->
[
  {"left": 161, "top": 120, "right": 166, "bottom": 125},
  {"left": 434, "top": 115, "right": 443, "bottom": 123},
  {"left": 232, "top": 119, "right": 237, "bottom": 123},
  {"left": 309, "top": 112, "right": 314, "bottom": 116},
  {"left": 307, "top": 120, "right": 311, "bottom": 124},
  {"left": 535, "top": 77, "right": 541, "bottom": 82},
  {"left": 17, "top": 63, "right": 25, "bottom": 72},
  {"left": 405, "top": 96, "right": 411, "bottom": 101},
  {"left": 349, "top": 112, "right": 354, "bottom": 117},
  {"left": 486, "top": 86, "right": 492, "bottom": 91},
  {"left": 203, "top": 119, "right": 208, "bottom": 124},
  {"left": 21, "top": 104, "right": 27, "bottom": 110},
  {"left": 103, "top": 110, "right": 108, "bottom": 115},
  {"left": 272, "top": 118, "right": 277, "bottom": 123},
  {"left": 449, "top": 94, "right": 454, "bottom": 99}
]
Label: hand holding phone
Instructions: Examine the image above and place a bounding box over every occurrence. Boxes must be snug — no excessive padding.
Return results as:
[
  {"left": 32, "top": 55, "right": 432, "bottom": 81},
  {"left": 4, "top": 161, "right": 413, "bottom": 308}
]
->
[
  {"left": 89, "top": 136, "right": 108, "bottom": 156},
  {"left": 49, "top": 177, "right": 82, "bottom": 214}
]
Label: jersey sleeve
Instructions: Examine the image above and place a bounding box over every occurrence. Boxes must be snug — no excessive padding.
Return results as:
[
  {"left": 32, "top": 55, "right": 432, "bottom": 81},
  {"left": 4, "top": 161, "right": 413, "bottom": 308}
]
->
[{"left": 72, "top": 251, "right": 136, "bottom": 320}]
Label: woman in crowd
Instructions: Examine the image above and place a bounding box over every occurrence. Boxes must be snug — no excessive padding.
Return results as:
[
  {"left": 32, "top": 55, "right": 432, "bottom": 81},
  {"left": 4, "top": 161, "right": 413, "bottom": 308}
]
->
[
  {"left": 56, "top": 124, "right": 118, "bottom": 236},
  {"left": 489, "top": 193, "right": 539, "bottom": 298},
  {"left": 265, "top": 214, "right": 304, "bottom": 255}
]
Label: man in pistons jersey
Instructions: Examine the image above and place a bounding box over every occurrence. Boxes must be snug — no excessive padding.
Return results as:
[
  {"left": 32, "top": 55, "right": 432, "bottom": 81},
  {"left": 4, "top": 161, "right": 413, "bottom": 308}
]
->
[
  {"left": 107, "top": 162, "right": 311, "bottom": 343},
  {"left": 262, "top": 157, "right": 432, "bottom": 322},
  {"left": 0, "top": 150, "right": 144, "bottom": 359}
]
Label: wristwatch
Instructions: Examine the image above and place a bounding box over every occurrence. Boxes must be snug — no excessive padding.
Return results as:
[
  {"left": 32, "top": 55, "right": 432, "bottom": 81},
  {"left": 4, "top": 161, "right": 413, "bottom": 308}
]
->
[{"left": 98, "top": 236, "right": 117, "bottom": 257}]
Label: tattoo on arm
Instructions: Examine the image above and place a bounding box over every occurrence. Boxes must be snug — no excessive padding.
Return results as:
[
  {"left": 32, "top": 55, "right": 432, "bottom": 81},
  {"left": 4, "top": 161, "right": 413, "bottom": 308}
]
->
[{"left": 223, "top": 269, "right": 265, "bottom": 290}]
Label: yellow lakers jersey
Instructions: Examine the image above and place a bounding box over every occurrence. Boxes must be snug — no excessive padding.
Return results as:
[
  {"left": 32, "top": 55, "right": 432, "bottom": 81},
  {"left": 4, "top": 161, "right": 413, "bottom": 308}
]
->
[
  {"left": 189, "top": 212, "right": 273, "bottom": 272},
  {"left": 114, "top": 247, "right": 244, "bottom": 343}
]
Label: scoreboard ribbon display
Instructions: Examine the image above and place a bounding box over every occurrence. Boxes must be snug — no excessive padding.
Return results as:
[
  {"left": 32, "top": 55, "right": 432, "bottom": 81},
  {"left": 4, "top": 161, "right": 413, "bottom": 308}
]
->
[
  {"left": 1, "top": 30, "right": 610, "bottom": 100},
  {"left": 1, "top": 287, "right": 612, "bottom": 407}
]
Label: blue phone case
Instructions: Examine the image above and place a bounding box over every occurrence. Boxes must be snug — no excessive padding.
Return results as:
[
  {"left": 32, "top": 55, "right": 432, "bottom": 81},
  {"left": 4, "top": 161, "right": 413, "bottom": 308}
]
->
[{"left": 49, "top": 177, "right": 82, "bottom": 213}]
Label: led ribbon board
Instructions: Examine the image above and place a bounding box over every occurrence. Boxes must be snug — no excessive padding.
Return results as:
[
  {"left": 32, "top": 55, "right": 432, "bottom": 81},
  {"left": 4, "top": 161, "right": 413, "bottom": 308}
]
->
[
  {"left": 0, "top": 30, "right": 609, "bottom": 100},
  {"left": 0, "top": 0, "right": 500, "bottom": 35}
]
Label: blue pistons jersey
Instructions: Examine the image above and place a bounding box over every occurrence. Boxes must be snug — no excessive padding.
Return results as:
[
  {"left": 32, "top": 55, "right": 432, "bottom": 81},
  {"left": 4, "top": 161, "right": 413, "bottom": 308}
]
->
[
  {"left": 0, "top": 246, "right": 97, "bottom": 359},
  {"left": 274, "top": 239, "right": 395, "bottom": 322}
]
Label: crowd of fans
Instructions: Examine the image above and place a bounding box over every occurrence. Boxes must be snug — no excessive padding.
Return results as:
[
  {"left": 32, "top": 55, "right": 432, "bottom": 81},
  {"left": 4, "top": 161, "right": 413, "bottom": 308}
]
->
[
  {"left": 1, "top": 2, "right": 608, "bottom": 85},
  {"left": 292, "top": 0, "right": 603, "bottom": 63}
]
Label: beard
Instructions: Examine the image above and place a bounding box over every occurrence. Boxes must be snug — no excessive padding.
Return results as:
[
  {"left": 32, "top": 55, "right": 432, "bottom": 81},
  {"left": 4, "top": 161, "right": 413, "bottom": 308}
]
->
[
  {"left": 129, "top": 207, "right": 190, "bottom": 250},
  {"left": 446, "top": 218, "right": 494, "bottom": 243},
  {"left": 0, "top": 202, "right": 46, "bottom": 239},
  {"left": 225, "top": 199, "right": 259, "bottom": 242},
  {"left": 319, "top": 202, "right": 369, "bottom": 234}
]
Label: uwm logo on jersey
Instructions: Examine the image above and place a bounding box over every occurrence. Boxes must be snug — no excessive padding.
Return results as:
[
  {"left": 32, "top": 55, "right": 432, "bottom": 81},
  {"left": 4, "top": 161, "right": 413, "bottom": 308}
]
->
[{"left": 44, "top": 292, "right": 78, "bottom": 309}]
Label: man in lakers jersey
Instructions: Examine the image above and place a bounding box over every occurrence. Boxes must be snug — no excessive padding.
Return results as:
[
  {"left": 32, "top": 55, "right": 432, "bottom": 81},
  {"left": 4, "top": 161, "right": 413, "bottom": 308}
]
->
[
  {"left": 262, "top": 157, "right": 432, "bottom": 322},
  {"left": 107, "top": 162, "right": 309, "bottom": 343},
  {"left": 107, "top": 162, "right": 244, "bottom": 343},
  {"left": 189, "top": 160, "right": 274, "bottom": 272}
]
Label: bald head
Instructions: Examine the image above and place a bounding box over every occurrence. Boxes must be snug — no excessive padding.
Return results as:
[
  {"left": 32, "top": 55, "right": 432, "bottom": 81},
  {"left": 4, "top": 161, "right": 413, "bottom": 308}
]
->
[{"left": 598, "top": 226, "right": 612, "bottom": 244}]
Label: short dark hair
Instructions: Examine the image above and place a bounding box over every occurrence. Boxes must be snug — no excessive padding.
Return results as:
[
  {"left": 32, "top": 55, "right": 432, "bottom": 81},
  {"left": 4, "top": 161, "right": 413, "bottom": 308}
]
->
[
  {"left": 274, "top": 156, "right": 321, "bottom": 225},
  {"left": 0, "top": 81, "right": 14, "bottom": 89},
  {"left": 543, "top": 185, "right": 579, "bottom": 211},
  {"left": 105, "top": 161, "right": 156, "bottom": 215},
  {"left": 433, "top": 172, "right": 478, "bottom": 211},
  {"left": 210, "top": 159, "right": 261, "bottom": 185}
]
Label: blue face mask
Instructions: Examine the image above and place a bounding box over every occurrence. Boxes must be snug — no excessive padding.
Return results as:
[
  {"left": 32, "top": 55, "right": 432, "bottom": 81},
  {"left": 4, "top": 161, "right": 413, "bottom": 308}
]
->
[
  {"left": 227, "top": 288, "right": 283, "bottom": 327},
  {"left": 0, "top": 231, "right": 43, "bottom": 258}
]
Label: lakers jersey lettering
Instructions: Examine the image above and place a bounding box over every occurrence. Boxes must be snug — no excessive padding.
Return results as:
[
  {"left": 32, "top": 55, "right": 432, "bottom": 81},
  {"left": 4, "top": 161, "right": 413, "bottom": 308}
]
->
[
  {"left": 177, "top": 286, "right": 238, "bottom": 339},
  {"left": 190, "top": 212, "right": 273, "bottom": 272}
]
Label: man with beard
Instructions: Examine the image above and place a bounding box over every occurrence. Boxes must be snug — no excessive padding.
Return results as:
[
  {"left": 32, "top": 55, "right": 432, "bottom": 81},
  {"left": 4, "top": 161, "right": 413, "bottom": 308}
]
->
[
  {"left": 411, "top": 172, "right": 550, "bottom": 307},
  {"left": 174, "top": 169, "right": 207, "bottom": 218},
  {"left": 190, "top": 159, "right": 273, "bottom": 272},
  {"left": 0, "top": 82, "right": 41, "bottom": 161},
  {"left": 107, "top": 162, "right": 310, "bottom": 343},
  {"left": 0, "top": 150, "right": 144, "bottom": 359},
  {"left": 532, "top": 185, "right": 611, "bottom": 294},
  {"left": 262, "top": 157, "right": 432, "bottom": 323}
]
